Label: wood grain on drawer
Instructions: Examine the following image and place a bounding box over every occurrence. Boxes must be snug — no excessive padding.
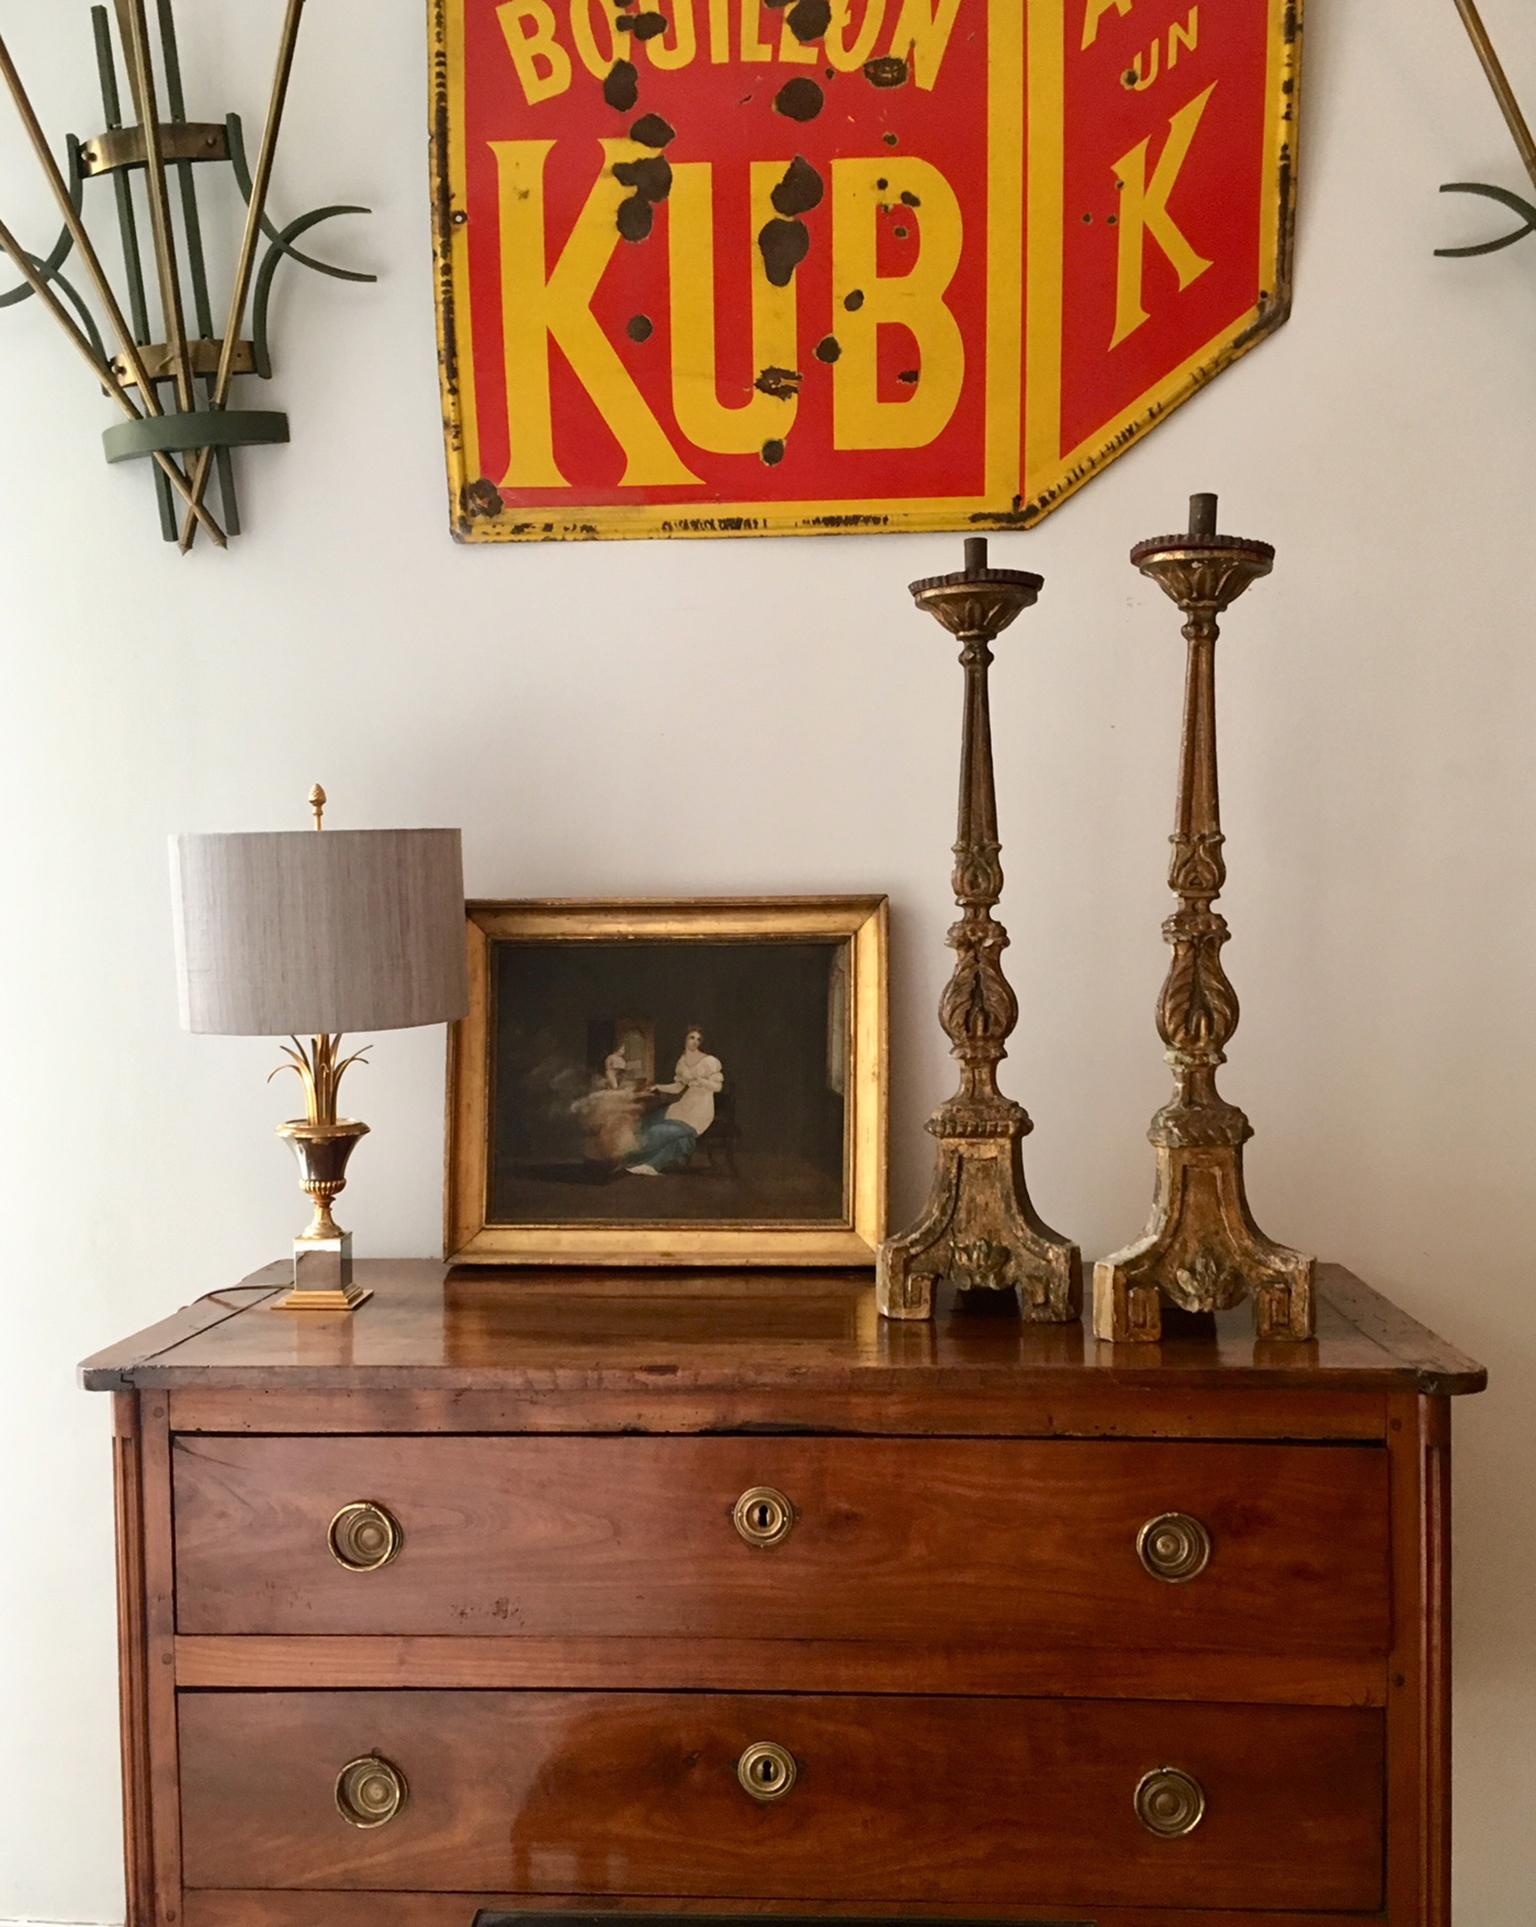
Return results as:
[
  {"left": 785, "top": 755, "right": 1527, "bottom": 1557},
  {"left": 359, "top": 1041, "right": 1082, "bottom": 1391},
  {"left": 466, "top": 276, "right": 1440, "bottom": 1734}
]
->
[
  {"left": 178, "top": 1690, "right": 1384, "bottom": 1912},
  {"left": 173, "top": 1436, "right": 1390, "bottom": 1654},
  {"left": 182, "top": 1900, "right": 1384, "bottom": 1927}
]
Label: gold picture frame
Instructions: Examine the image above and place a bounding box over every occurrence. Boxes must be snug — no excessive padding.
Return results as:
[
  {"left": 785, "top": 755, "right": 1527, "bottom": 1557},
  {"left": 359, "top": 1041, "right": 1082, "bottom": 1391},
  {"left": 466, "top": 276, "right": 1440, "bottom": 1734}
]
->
[{"left": 445, "top": 898, "right": 888, "bottom": 1267}]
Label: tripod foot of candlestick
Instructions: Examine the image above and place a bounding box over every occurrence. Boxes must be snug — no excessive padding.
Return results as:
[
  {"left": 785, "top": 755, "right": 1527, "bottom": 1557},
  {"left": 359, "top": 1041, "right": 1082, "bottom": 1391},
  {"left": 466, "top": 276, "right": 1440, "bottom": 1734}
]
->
[
  {"left": 1093, "top": 1143, "right": 1315, "bottom": 1343},
  {"left": 878, "top": 1106, "right": 1082, "bottom": 1323}
]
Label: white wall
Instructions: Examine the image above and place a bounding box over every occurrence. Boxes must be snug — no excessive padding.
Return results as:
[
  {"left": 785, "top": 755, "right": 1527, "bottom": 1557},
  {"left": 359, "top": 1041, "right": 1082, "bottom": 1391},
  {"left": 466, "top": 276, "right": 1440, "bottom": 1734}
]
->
[{"left": 2, "top": 0, "right": 1533, "bottom": 1919}]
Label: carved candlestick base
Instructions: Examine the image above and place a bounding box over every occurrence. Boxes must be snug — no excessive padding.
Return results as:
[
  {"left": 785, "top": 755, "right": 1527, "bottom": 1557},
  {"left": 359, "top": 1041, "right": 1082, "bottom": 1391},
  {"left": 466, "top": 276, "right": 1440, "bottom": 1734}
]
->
[
  {"left": 879, "top": 1100, "right": 1082, "bottom": 1321},
  {"left": 878, "top": 538, "right": 1082, "bottom": 1324},
  {"left": 1093, "top": 1143, "right": 1315, "bottom": 1343},
  {"left": 1093, "top": 494, "right": 1314, "bottom": 1345}
]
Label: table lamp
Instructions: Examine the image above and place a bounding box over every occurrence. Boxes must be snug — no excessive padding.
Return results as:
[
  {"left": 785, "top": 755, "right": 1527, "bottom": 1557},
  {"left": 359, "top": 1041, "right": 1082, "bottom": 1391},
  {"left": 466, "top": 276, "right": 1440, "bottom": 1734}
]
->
[{"left": 169, "top": 787, "right": 468, "bottom": 1312}]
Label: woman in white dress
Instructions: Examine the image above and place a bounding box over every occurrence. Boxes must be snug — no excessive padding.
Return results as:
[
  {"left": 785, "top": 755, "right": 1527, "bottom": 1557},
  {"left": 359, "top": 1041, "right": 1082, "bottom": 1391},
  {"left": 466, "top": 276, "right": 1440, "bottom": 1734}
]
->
[{"left": 626, "top": 1027, "right": 725, "bottom": 1176}]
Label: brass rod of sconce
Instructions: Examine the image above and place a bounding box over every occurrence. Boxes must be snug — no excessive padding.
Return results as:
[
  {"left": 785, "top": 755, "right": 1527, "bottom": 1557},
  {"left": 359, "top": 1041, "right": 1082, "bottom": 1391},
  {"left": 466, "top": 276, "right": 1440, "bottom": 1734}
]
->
[
  {"left": 0, "top": 31, "right": 171, "bottom": 421},
  {"left": 120, "top": 0, "right": 197, "bottom": 430},
  {"left": 156, "top": 0, "right": 240, "bottom": 533},
  {"left": 0, "top": 213, "right": 228, "bottom": 547},
  {"left": 91, "top": 4, "right": 174, "bottom": 539},
  {"left": 1452, "top": 0, "right": 1536, "bottom": 197},
  {"left": 180, "top": 0, "right": 307, "bottom": 551}
]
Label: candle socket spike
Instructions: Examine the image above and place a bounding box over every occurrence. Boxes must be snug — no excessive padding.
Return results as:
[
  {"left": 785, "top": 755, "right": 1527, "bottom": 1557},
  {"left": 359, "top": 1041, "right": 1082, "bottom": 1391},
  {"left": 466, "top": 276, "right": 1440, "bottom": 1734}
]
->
[
  {"left": 1129, "top": 496, "right": 1276, "bottom": 618},
  {"left": 1093, "top": 501, "right": 1314, "bottom": 1345},
  {"left": 878, "top": 540, "right": 1082, "bottom": 1325}
]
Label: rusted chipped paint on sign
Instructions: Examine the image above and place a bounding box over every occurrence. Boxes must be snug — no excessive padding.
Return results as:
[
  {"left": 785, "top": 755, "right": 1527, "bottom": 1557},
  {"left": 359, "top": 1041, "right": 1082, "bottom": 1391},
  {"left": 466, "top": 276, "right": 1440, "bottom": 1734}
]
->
[{"left": 429, "top": 0, "right": 1302, "bottom": 543}]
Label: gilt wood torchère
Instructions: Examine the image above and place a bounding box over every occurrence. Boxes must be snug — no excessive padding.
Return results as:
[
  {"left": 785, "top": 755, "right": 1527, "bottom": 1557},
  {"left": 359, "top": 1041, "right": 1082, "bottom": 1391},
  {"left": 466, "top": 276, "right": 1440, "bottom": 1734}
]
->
[
  {"left": 1094, "top": 495, "right": 1314, "bottom": 1346},
  {"left": 878, "top": 537, "right": 1081, "bottom": 1323},
  {"left": 83, "top": 1262, "right": 1483, "bottom": 1927}
]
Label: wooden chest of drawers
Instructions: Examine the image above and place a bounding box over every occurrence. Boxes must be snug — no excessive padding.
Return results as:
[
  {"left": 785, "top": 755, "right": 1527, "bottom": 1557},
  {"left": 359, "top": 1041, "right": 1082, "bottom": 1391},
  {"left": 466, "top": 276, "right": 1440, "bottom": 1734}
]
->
[{"left": 82, "top": 1261, "right": 1485, "bottom": 1927}]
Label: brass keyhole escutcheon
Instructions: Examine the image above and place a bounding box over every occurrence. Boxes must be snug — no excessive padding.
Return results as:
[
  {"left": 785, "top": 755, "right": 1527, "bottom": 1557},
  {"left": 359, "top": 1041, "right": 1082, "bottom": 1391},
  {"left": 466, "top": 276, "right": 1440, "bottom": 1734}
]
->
[
  {"left": 335, "top": 1754, "right": 408, "bottom": 1829},
  {"left": 737, "top": 1740, "right": 798, "bottom": 1802},
  {"left": 733, "top": 1485, "right": 795, "bottom": 1548},
  {"left": 1137, "top": 1512, "right": 1211, "bottom": 1584},
  {"left": 328, "top": 1500, "right": 403, "bottom": 1573},
  {"left": 1135, "top": 1766, "right": 1206, "bottom": 1838}
]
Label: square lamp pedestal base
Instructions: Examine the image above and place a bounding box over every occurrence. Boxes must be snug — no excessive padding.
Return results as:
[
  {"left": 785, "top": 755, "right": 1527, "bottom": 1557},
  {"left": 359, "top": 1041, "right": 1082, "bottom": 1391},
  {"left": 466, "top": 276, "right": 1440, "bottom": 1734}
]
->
[{"left": 272, "top": 1231, "right": 373, "bottom": 1313}]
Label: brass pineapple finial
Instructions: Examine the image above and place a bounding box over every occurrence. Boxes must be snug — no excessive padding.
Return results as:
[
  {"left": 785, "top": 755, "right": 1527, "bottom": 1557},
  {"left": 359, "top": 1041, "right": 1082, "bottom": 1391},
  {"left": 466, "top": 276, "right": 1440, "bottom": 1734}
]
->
[{"left": 309, "top": 783, "right": 327, "bottom": 831}]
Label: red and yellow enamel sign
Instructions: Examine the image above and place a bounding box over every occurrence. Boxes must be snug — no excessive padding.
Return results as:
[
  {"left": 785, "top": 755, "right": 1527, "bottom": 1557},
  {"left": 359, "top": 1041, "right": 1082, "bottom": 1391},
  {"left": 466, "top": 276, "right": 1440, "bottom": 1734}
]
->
[{"left": 430, "top": 0, "right": 1301, "bottom": 541}]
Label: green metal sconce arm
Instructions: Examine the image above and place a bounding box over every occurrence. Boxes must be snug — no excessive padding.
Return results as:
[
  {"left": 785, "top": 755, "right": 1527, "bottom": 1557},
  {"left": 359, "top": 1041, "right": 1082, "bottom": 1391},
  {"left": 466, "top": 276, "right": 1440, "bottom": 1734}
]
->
[
  {"left": 0, "top": 135, "right": 86, "bottom": 309},
  {"left": 1437, "top": 179, "right": 1536, "bottom": 256},
  {"left": 225, "top": 115, "right": 375, "bottom": 289},
  {"left": 1441, "top": 0, "right": 1536, "bottom": 258}
]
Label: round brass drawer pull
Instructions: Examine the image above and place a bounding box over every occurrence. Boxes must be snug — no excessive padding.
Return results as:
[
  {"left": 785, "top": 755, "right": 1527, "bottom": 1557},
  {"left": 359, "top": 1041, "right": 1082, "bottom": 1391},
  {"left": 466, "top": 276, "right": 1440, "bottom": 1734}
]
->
[
  {"left": 737, "top": 1740, "right": 798, "bottom": 1802},
  {"left": 335, "top": 1754, "right": 408, "bottom": 1829},
  {"left": 328, "top": 1500, "right": 403, "bottom": 1573},
  {"left": 1135, "top": 1766, "right": 1206, "bottom": 1839},
  {"left": 1137, "top": 1512, "right": 1211, "bottom": 1584},
  {"left": 733, "top": 1485, "right": 795, "bottom": 1548}
]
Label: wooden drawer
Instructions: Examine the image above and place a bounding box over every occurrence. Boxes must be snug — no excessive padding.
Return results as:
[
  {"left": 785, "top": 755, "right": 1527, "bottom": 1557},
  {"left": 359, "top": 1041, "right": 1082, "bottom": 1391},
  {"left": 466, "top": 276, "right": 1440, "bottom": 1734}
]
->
[
  {"left": 178, "top": 1690, "right": 1384, "bottom": 1912},
  {"left": 173, "top": 1436, "right": 1390, "bottom": 1655}
]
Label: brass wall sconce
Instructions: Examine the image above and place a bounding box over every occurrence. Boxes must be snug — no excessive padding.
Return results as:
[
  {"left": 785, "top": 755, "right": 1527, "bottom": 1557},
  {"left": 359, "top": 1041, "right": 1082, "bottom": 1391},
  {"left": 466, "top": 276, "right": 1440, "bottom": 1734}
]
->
[
  {"left": 0, "top": 2, "right": 373, "bottom": 550},
  {"left": 1437, "top": 0, "right": 1536, "bottom": 257}
]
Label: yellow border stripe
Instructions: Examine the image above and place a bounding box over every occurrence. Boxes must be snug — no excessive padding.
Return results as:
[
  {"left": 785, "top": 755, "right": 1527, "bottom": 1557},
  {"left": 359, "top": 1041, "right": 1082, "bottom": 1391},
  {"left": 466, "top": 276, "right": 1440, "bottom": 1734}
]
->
[
  {"left": 448, "top": 1, "right": 479, "bottom": 483},
  {"left": 985, "top": 0, "right": 1025, "bottom": 504},
  {"left": 1023, "top": 0, "right": 1065, "bottom": 495}
]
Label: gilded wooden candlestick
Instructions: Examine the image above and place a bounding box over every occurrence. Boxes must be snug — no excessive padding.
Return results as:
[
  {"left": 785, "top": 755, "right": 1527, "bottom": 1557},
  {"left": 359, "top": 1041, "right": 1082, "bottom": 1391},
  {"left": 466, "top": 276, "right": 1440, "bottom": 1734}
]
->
[
  {"left": 1093, "top": 494, "right": 1314, "bottom": 1345},
  {"left": 879, "top": 538, "right": 1082, "bottom": 1324}
]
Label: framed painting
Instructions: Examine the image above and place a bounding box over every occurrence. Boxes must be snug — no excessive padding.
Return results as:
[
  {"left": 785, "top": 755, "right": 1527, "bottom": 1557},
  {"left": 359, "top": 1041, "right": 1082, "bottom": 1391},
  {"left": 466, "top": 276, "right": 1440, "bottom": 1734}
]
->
[
  {"left": 428, "top": 0, "right": 1303, "bottom": 542},
  {"left": 445, "top": 897, "right": 888, "bottom": 1265}
]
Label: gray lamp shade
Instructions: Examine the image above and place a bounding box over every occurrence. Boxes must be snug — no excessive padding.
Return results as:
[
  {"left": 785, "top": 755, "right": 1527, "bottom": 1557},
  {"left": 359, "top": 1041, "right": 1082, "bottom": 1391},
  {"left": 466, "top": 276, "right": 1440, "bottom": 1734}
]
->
[{"left": 170, "top": 829, "right": 469, "bottom": 1037}]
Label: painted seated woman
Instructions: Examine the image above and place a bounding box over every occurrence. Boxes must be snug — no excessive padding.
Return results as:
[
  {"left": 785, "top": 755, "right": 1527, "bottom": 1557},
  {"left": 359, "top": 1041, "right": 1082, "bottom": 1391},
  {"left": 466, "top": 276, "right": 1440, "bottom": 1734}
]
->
[{"left": 626, "top": 1027, "right": 725, "bottom": 1177}]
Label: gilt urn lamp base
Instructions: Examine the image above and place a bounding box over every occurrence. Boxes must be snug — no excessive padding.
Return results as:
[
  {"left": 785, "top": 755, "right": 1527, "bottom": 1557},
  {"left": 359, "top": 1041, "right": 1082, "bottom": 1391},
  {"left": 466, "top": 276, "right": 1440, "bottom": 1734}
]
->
[{"left": 273, "top": 1117, "right": 373, "bottom": 1313}]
